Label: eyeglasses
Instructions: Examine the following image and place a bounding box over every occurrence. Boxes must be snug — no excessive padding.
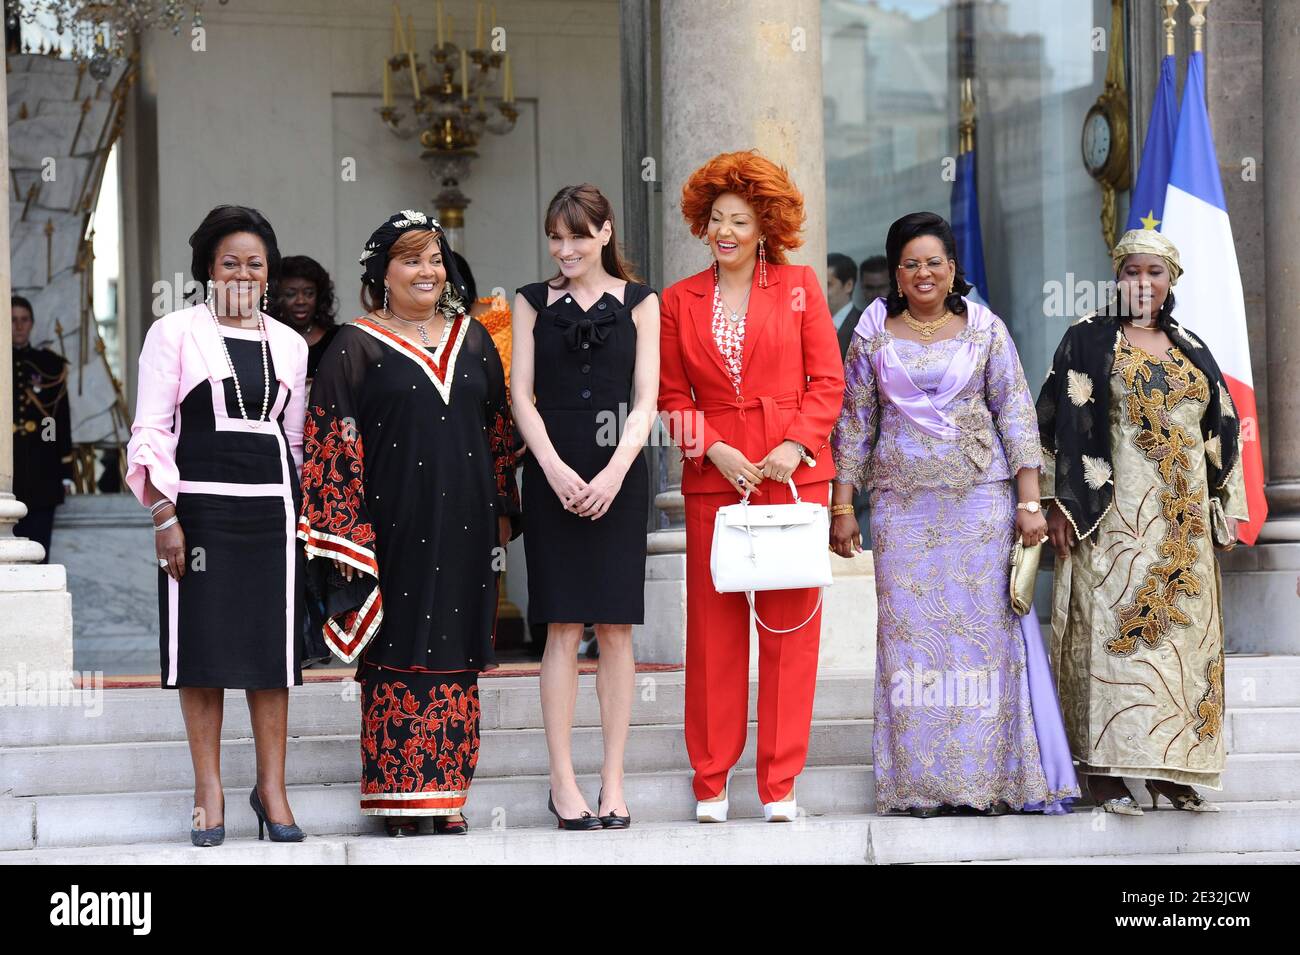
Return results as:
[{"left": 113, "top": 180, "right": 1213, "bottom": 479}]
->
[{"left": 898, "top": 257, "right": 950, "bottom": 273}]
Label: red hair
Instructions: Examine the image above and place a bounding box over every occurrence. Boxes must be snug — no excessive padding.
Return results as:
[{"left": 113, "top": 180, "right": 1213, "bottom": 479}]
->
[{"left": 679, "top": 150, "right": 805, "bottom": 264}]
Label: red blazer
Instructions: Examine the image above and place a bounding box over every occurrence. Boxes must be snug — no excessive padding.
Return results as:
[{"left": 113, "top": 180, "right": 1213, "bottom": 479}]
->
[{"left": 659, "top": 262, "right": 846, "bottom": 495}]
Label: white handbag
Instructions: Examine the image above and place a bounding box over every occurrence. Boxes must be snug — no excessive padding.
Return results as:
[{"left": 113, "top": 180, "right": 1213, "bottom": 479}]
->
[{"left": 709, "top": 479, "right": 833, "bottom": 634}]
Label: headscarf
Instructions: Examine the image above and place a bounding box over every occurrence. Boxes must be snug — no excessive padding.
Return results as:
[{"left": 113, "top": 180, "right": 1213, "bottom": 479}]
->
[
  {"left": 358, "top": 209, "right": 469, "bottom": 315},
  {"left": 1110, "top": 228, "right": 1183, "bottom": 285}
]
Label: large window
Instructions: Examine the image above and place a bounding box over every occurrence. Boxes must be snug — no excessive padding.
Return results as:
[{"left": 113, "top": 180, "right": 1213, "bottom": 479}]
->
[{"left": 823, "top": 0, "right": 1120, "bottom": 384}]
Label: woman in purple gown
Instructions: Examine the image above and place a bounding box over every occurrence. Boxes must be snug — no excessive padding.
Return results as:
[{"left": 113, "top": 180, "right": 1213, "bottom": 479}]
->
[{"left": 830, "top": 212, "right": 1079, "bottom": 817}]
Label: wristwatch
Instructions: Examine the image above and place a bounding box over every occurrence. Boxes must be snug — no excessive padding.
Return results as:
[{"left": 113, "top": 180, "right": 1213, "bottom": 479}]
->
[{"left": 1016, "top": 501, "right": 1041, "bottom": 513}]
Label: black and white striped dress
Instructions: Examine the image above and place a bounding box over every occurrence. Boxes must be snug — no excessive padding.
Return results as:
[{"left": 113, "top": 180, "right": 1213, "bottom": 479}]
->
[{"left": 128, "top": 308, "right": 309, "bottom": 689}]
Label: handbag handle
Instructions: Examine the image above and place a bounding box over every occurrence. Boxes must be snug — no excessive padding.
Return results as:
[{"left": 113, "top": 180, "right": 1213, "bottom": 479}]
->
[
  {"left": 745, "top": 588, "right": 824, "bottom": 634},
  {"left": 737, "top": 478, "right": 808, "bottom": 564},
  {"left": 740, "top": 478, "right": 803, "bottom": 504}
]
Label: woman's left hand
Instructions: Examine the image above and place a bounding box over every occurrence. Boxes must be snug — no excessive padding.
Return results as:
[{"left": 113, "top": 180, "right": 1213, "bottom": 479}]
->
[
  {"left": 1016, "top": 508, "right": 1049, "bottom": 547},
  {"left": 758, "top": 441, "right": 804, "bottom": 485},
  {"left": 568, "top": 465, "right": 624, "bottom": 520}
]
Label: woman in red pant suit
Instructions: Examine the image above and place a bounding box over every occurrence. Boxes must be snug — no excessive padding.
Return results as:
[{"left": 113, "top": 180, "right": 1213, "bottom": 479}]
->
[{"left": 659, "top": 150, "right": 845, "bottom": 822}]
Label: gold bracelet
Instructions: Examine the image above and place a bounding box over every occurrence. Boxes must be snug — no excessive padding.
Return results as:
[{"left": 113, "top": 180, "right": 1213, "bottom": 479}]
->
[{"left": 830, "top": 504, "right": 856, "bottom": 516}]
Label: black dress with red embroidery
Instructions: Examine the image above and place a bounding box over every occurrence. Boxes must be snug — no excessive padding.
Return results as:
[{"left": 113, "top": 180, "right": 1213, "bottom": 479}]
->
[{"left": 297, "top": 314, "right": 521, "bottom": 672}]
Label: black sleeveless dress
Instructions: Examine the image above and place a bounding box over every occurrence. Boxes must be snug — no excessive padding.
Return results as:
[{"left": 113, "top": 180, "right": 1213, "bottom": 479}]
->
[{"left": 518, "top": 281, "right": 654, "bottom": 625}]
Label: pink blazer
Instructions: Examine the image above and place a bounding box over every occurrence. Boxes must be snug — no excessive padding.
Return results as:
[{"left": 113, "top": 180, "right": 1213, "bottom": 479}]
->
[{"left": 125, "top": 304, "right": 309, "bottom": 505}]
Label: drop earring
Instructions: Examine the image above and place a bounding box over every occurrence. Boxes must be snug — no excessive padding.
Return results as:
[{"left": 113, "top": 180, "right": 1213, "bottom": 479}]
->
[
  {"left": 382, "top": 285, "right": 389, "bottom": 312},
  {"left": 758, "top": 236, "right": 768, "bottom": 288},
  {"left": 261, "top": 286, "right": 269, "bottom": 312}
]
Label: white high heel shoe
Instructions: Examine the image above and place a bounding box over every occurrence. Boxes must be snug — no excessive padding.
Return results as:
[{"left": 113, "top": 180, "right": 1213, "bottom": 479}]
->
[
  {"left": 696, "top": 771, "right": 733, "bottom": 823},
  {"left": 763, "top": 788, "right": 797, "bottom": 823}
]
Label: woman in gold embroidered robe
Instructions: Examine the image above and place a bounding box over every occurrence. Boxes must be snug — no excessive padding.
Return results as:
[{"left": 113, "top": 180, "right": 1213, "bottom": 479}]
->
[{"left": 1038, "top": 230, "right": 1248, "bottom": 813}]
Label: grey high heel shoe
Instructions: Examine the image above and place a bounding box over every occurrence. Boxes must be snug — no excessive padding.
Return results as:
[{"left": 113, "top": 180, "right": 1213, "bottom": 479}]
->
[
  {"left": 249, "top": 788, "right": 306, "bottom": 842},
  {"left": 190, "top": 803, "right": 225, "bottom": 846},
  {"left": 190, "top": 824, "right": 225, "bottom": 847},
  {"left": 1145, "top": 781, "right": 1219, "bottom": 812}
]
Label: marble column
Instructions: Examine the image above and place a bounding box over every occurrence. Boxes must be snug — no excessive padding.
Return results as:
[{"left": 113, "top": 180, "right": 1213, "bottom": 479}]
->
[
  {"left": 0, "top": 46, "right": 76, "bottom": 690},
  {"left": 1261, "top": 0, "right": 1300, "bottom": 541},
  {"left": 1217, "top": 0, "right": 1300, "bottom": 654},
  {"left": 658, "top": 0, "right": 827, "bottom": 284}
]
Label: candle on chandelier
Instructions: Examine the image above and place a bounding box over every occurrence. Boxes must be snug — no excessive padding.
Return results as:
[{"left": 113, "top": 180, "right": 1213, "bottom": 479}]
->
[
  {"left": 391, "top": 3, "right": 405, "bottom": 56},
  {"left": 406, "top": 15, "right": 416, "bottom": 54},
  {"left": 503, "top": 53, "right": 513, "bottom": 103},
  {"left": 408, "top": 49, "right": 421, "bottom": 99},
  {"left": 461, "top": 49, "right": 469, "bottom": 99}
]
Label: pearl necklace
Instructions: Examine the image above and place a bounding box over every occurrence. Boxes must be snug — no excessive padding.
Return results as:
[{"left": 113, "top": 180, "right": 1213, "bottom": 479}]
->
[{"left": 207, "top": 304, "right": 270, "bottom": 427}]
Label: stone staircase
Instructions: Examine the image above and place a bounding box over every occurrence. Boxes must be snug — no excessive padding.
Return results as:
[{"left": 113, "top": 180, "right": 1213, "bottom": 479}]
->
[{"left": 2, "top": 657, "right": 1299, "bottom": 864}]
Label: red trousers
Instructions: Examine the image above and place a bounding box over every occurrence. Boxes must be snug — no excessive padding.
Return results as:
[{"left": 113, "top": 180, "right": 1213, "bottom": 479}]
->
[{"left": 684, "top": 480, "right": 826, "bottom": 804}]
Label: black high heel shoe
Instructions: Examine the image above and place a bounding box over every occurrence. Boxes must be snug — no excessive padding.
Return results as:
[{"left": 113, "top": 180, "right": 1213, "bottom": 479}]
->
[
  {"left": 432, "top": 813, "right": 469, "bottom": 835},
  {"left": 907, "top": 806, "right": 944, "bottom": 818},
  {"left": 597, "top": 787, "right": 631, "bottom": 830},
  {"left": 249, "top": 788, "right": 306, "bottom": 842},
  {"left": 384, "top": 818, "right": 418, "bottom": 837},
  {"left": 547, "top": 790, "right": 602, "bottom": 831}
]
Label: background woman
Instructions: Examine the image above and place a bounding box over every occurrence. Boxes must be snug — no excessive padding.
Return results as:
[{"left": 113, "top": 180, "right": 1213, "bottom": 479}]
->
[
  {"left": 659, "top": 151, "right": 844, "bottom": 823},
  {"left": 831, "top": 211, "right": 1078, "bottom": 817},
  {"left": 512, "top": 184, "right": 659, "bottom": 829},
  {"left": 298, "top": 211, "right": 520, "bottom": 836},
  {"left": 272, "top": 254, "right": 338, "bottom": 385},
  {"left": 272, "top": 255, "right": 338, "bottom": 668},
  {"left": 126, "top": 205, "right": 308, "bottom": 845},
  {"left": 1038, "top": 229, "right": 1247, "bottom": 814}
]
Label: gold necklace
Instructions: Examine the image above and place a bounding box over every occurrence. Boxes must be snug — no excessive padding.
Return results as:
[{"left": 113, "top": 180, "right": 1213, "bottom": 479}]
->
[{"left": 901, "top": 308, "right": 953, "bottom": 342}]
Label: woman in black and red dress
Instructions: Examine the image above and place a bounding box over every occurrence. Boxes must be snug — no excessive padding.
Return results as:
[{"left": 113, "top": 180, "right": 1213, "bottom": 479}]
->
[{"left": 297, "top": 210, "right": 521, "bottom": 836}]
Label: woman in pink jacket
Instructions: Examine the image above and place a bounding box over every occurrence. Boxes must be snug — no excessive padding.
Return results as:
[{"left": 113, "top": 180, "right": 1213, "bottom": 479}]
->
[{"left": 126, "top": 205, "right": 309, "bottom": 847}]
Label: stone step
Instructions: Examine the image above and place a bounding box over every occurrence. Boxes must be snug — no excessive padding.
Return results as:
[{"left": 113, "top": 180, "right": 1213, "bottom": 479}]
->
[
  {"left": 936, "top": 850, "right": 1300, "bottom": 865},
  {"left": 5, "top": 703, "right": 1298, "bottom": 798},
  {"left": 3, "top": 801, "right": 1297, "bottom": 865},
  {"left": 1227, "top": 706, "right": 1300, "bottom": 753},
  {"left": 1, "top": 764, "right": 873, "bottom": 850},
  {"left": 0, "top": 671, "right": 873, "bottom": 746},
  {"left": 7, "top": 657, "right": 1298, "bottom": 747},
  {"left": 0, "top": 718, "right": 874, "bottom": 796},
  {"left": 4, "top": 751, "right": 1299, "bottom": 852}
]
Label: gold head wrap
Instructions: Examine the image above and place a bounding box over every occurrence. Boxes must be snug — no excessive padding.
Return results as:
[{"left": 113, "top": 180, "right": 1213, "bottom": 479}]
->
[{"left": 1110, "top": 228, "right": 1182, "bottom": 285}]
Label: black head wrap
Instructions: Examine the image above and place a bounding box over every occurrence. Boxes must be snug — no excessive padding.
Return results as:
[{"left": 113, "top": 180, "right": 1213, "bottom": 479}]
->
[{"left": 359, "top": 209, "right": 468, "bottom": 316}]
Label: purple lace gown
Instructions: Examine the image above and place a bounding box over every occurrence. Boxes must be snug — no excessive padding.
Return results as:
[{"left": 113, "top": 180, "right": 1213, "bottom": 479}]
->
[{"left": 832, "top": 301, "right": 1079, "bottom": 813}]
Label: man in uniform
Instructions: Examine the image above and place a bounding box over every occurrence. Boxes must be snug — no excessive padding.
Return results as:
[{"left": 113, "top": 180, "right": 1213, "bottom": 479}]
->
[{"left": 12, "top": 296, "right": 73, "bottom": 561}]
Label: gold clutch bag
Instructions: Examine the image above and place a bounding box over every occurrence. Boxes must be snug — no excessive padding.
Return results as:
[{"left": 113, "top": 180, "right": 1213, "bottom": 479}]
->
[
  {"left": 1009, "top": 539, "right": 1043, "bottom": 616},
  {"left": 1209, "top": 497, "right": 1235, "bottom": 549}
]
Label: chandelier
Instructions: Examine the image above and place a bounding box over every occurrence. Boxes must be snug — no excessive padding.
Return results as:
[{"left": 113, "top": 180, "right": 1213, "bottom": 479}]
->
[
  {"left": 378, "top": 1, "right": 519, "bottom": 243},
  {"left": 8, "top": 1, "right": 222, "bottom": 73}
]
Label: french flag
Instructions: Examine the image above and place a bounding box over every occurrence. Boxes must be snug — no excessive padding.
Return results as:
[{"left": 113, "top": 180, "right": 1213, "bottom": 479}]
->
[{"left": 1160, "top": 50, "right": 1268, "bottom": 544}]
